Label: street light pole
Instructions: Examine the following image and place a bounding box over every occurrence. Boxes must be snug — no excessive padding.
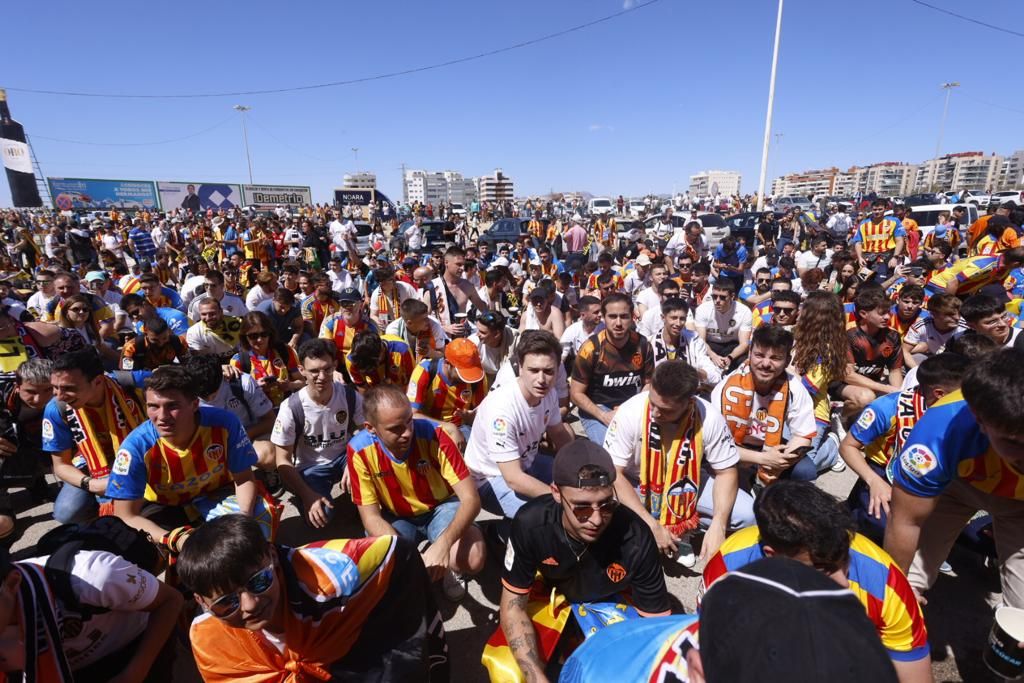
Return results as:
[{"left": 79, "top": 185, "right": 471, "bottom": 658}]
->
[
  {"left": 233, "top": 105, "right": 253, "bottom": 184},
  {"left": 933, "top": 82, "right": 960, "bottom": 188},
  {"left": 756, "top": 0, "right": 784, "bottom": 212},
  {"left": 351, "top": 147, "right": 359, "bottom": 164}
]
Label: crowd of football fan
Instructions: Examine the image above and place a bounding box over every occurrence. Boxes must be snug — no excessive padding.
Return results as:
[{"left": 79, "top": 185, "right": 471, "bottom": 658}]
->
[{"left": 0, "top": 195, "right": 1022, "bottom": 682}]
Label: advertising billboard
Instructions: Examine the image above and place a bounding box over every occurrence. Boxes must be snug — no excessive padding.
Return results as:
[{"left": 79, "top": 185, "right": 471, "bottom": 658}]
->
[
  {"left": 241, "top": 184, "right": 312, "bottom": 210},
  {"left": 47, "top": 177, "right": 160, "bottom": 211},
  {"left": 157, "top": 181, "right": 242, "bottom": 212}
]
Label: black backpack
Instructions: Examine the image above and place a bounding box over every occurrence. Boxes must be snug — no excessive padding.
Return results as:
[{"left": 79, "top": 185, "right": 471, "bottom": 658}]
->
[{"left": 36, "top": 516, "right": 165, "bottom": 619}]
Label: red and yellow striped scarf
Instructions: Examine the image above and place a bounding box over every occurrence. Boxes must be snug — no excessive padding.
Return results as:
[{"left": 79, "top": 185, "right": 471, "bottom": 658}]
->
[
  {"left": 639, "top": 397, "right": 703, "bottom": 535},
  {"left": 64, "top": 376, "right": 145, "bottom": 478},
  {"left": 720, "top": 364, "right": 789, "bottom": 484}
]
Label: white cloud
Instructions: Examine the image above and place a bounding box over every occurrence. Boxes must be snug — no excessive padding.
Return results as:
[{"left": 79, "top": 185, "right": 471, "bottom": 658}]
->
[{"left": 588, "top": 123, "right": 615, "bottom": 132}]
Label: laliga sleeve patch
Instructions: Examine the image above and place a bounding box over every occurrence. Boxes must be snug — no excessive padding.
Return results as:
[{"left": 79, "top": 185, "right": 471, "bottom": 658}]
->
[
  {"left": 121, "top": 358, "right": 134, "bottom": 370},
  {"left": 492, "top": 417, "right": 509, "bottom": 435},
  {"left": 41, "top": 418, "right": 54, "bottom": 442},
  {"left": 900, "top": 444, "right": 938, "bottom": 478},
  {"left": 504, "top": 542, "right": 515, "bottom": 571},
  {"left": 856, "top": 408, "right": 876, "bottom": 431},
  {"left": 112, "top": 449, "right": 132, "bottom": 476}
]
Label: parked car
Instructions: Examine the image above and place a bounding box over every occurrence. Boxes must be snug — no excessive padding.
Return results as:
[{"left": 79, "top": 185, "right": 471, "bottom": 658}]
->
[
  {"left": 352, "top": 221, "right": 373, "bottom": 255},
  {"left": 632, "top": 211, "right": 730, "bottom": 249},
  {"left": 588, "top": 197, "right": 614, "bottom": 216},
  {"left": 722, "top": 212, "right": 784, "bottom": 247},
  {"left": 989, "top": 190, "right": 1024, "bottom": 208},
  {"left": 909, "top": 203, "right": 980, "bottom": 242},
  {"left": 450, "top": 203, "right": 467, "bottom": 217},
  {"left": 481, "top": 217, "right": 529, "bottom": 244},
  {"left": 395, "top": 219, "right": 456, "bottom": 251},
  {"left": 773, "top": 196, "right": 814, "bottom": 211},
  {"left": 628, "top": 199, "right": 647, "bottom": 217}
]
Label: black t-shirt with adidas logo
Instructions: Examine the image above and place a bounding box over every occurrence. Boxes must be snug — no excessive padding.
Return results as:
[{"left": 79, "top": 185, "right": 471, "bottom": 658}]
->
[{"left": 500, "top": 495, "right": 670, "bottom": 616}]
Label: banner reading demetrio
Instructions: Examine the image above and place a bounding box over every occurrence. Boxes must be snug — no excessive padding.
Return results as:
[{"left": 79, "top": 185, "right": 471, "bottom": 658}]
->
[{"left": 241, "top": 184, "right": 312, "bottom": 210}]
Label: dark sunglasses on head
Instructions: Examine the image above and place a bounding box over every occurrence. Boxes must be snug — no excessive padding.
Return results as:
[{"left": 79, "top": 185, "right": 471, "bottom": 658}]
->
[{"left": 208, "top": 563, "right": 275, "bottom": 619}]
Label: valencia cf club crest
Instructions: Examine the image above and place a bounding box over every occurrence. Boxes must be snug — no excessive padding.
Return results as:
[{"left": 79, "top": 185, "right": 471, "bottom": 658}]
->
[
  {"left": 606, "top": 562, "right": 627, "bottom": 583},
  {"left": 336, "top": 411, "right": 348, "bottom": 427}
]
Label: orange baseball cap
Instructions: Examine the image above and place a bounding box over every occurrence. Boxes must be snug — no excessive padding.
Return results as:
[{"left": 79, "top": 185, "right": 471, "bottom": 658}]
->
[{"left": 445, "top": 338, "right": 484, "bottom": 383}]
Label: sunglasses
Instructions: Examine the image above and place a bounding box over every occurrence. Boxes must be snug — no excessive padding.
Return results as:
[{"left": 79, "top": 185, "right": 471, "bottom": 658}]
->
[
  {"left": 563, "top": 496, "right": 619, "bottom": 523},
  {"left": 774, "top": 306, "right": 797, "bottom": 314},
  {"left": 246, "top": 331, "right": 270, "bottom": 340},
  {"left": 208, "top": 563, "right": 275, "bottom": 619},
  {"left": 756, "top": 278, "right": 771, "bottom": 284},
  {"left": 67, "top": 307, "right": 90, "bottom": 314}
]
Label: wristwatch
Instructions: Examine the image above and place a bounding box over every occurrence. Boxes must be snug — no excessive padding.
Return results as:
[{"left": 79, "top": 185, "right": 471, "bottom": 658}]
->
[{"left": 80, "top": 474, "right": 92, "bottom": 491}]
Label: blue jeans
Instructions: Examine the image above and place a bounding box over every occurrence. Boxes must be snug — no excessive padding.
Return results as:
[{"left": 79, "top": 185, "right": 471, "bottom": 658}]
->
[
  {"left": 695, "top": 473, "right": 756, "bottom": 530},
  {"left": 383, "top": 497, "right": 461, "bottom": 544},
  {"left": 580, "top": 405, "right": 613, "bottom": 445},
  {"left": 805, "top": 422, "right": 840, "bottom": 472},
  {"left": 300, "top": 454, "right": 347, "bottom": 499},
  {"left": 478, "top": 454, "right": 555, "bottom": 519},
  {"left": 295, "top": 454, "right": 347, "bottom": 521},
  {"left": 54, "top": 480, "right": 99, "bottom": 524}
]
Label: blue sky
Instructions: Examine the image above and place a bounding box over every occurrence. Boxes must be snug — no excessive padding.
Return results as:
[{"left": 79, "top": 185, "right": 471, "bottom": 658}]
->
[{"left": 3, "top": 0, "right": 1022, "bottom": 208}]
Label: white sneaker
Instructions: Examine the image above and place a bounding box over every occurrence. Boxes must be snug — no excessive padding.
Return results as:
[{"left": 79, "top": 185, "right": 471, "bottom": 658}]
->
[
  {"left": 939, "top": 560, "right": 955, "bottom": 576},
  {"left": 823, "top": 433, "right": 846, "bottom": 472},
  {"left": 442, "top": 570, "right": 467, "bottom": 601},
  {"left": 676, "top": 541, "right": 697, "bottom": 568}
]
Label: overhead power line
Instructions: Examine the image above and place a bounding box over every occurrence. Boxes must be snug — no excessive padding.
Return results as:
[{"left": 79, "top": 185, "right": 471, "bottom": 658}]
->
[
  {"left": 28, "top": 115, "right": 235, "bottom": 146},
  {"left": 909, "top": 0, "right": 1024, "bottom": 39},
  {"left": 2, "top": 0, "right": 664, "bottom": 100}
]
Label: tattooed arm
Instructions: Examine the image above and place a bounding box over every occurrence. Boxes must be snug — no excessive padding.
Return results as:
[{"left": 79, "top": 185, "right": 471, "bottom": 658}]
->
[{"left": 499, "top": 587, "right": 549, "bottom": 683}]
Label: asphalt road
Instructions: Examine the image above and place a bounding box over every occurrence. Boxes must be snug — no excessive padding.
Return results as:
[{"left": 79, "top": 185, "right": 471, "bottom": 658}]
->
[{"left": 7, "top": 464, "right": 1000, "bottom": 682}]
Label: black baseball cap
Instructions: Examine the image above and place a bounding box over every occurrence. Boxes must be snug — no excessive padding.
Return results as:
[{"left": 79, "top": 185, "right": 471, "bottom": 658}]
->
[
  {"left": 700, "top": 557, "right": 897, "bottom": 682},
  {"left": 552, "top": 440, "right": 616, "bottom": 488},
  {"left": 337, "top": 287, "right": 361, "bottom": 303}
]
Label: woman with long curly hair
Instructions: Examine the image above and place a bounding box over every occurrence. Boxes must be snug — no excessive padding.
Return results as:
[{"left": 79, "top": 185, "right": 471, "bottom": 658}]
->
[{"left": 791, "top": 291, "right": 850, "bottom": 474}]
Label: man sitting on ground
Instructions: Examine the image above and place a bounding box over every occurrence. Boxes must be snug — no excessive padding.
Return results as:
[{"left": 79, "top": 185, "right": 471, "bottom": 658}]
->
[
  {"left": 349, "top": 385, "right": 486, "bottom": 602},
  {"left": 178, "top": 514, "right": 449, "bottom": 682},
  {"left": 407, "top": 338, "right": 488, "bottom": 445}
]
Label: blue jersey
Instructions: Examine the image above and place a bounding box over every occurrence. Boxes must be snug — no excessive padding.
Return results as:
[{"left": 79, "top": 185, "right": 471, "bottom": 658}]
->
[
  {"left": 850, "top": 392, "right": 900, "bottom": 468},
  {"left": 132, "top": 307, "right": 189, "bottom": 337},
  {"left": 892, "top": 390, "right": 1024, "bottom": 499},
  {"left": 560, "top": 615, "right": 700, "bottom": 683},
  {"left": 106, "top": 406, "right": 256, "bottom": 506}
]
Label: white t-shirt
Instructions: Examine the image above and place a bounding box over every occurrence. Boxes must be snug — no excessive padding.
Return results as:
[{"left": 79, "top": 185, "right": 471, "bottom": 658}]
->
[
  {"left": 636, "top": 287, "right": 661, "bottom": 313},
  {"left": 369, "top": 281, "right": 418, "bottom": 324},
  {"left": 694, "top": 301, "right": 753, "bottom": 344},
  {"left": 468, "top": 327, "right": 519, "bottom": 376},
  {"left": 796, "top": 250, "right": 832, "bottom": 272},
  {"left": 560, "top": 321, "right": 604, "bottom": 361},
  {"left": 464, "top": 380, "right": 562, "bottom": 481},
  {"left": 22, "top": 550, "right": 157, "bottom": 670},
  {"left": 604, "top": 393, "right": 738, "bottom": 484},
  {"left": 246, "top": 286, "right": 274, "bottom": 311},
  {"left": 271, "top": 382, "right": 365, "bottom": 470},
  {"left": 188, "top": 293, "right": 247, "bottom": 320},
  {"left": 201, "top": 374, "right": 274, "bottom": 430},
  {"left": 27, "top": 290, "right": 57, "bottom": 319},
  {"left": 101, "top": 234, "right": 124, "bottom": 258},
  {"left": 711, "top": 370, "right": 817, "bottom": 447},
  {"left": 180, "top": 274, "right": 207, "bottom": 303},
  {"left": 491, "top": 357, "right": 569, "bottom": 402},
  {"left": 904, "top": 317, "right": 961, "bottom": 356}
]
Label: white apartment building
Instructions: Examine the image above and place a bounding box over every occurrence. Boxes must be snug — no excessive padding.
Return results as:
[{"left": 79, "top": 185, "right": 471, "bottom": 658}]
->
[
  {"left": 476, "top": 168, "right": 515, "bottom": 203},
  {"left": 772, "top": 168, "right": 838, "bottom": 197},
  {"left": 997, "top": 150, "right": 1024, "bottom": 190},
  {"left": 912, "top": 152, "right": 1003, "bottom": 193},
  {"left": 689, "top": 170, "right": 741, "bottom": 197},
  {"left": 864, "top": 163, "right": 918, "bottom": 197},
  {"left": 341, "top": 172, "right": 376, "bottom": 190},
  {"left": 403, "top": 169, "right": 480, "bottom": 205}
]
